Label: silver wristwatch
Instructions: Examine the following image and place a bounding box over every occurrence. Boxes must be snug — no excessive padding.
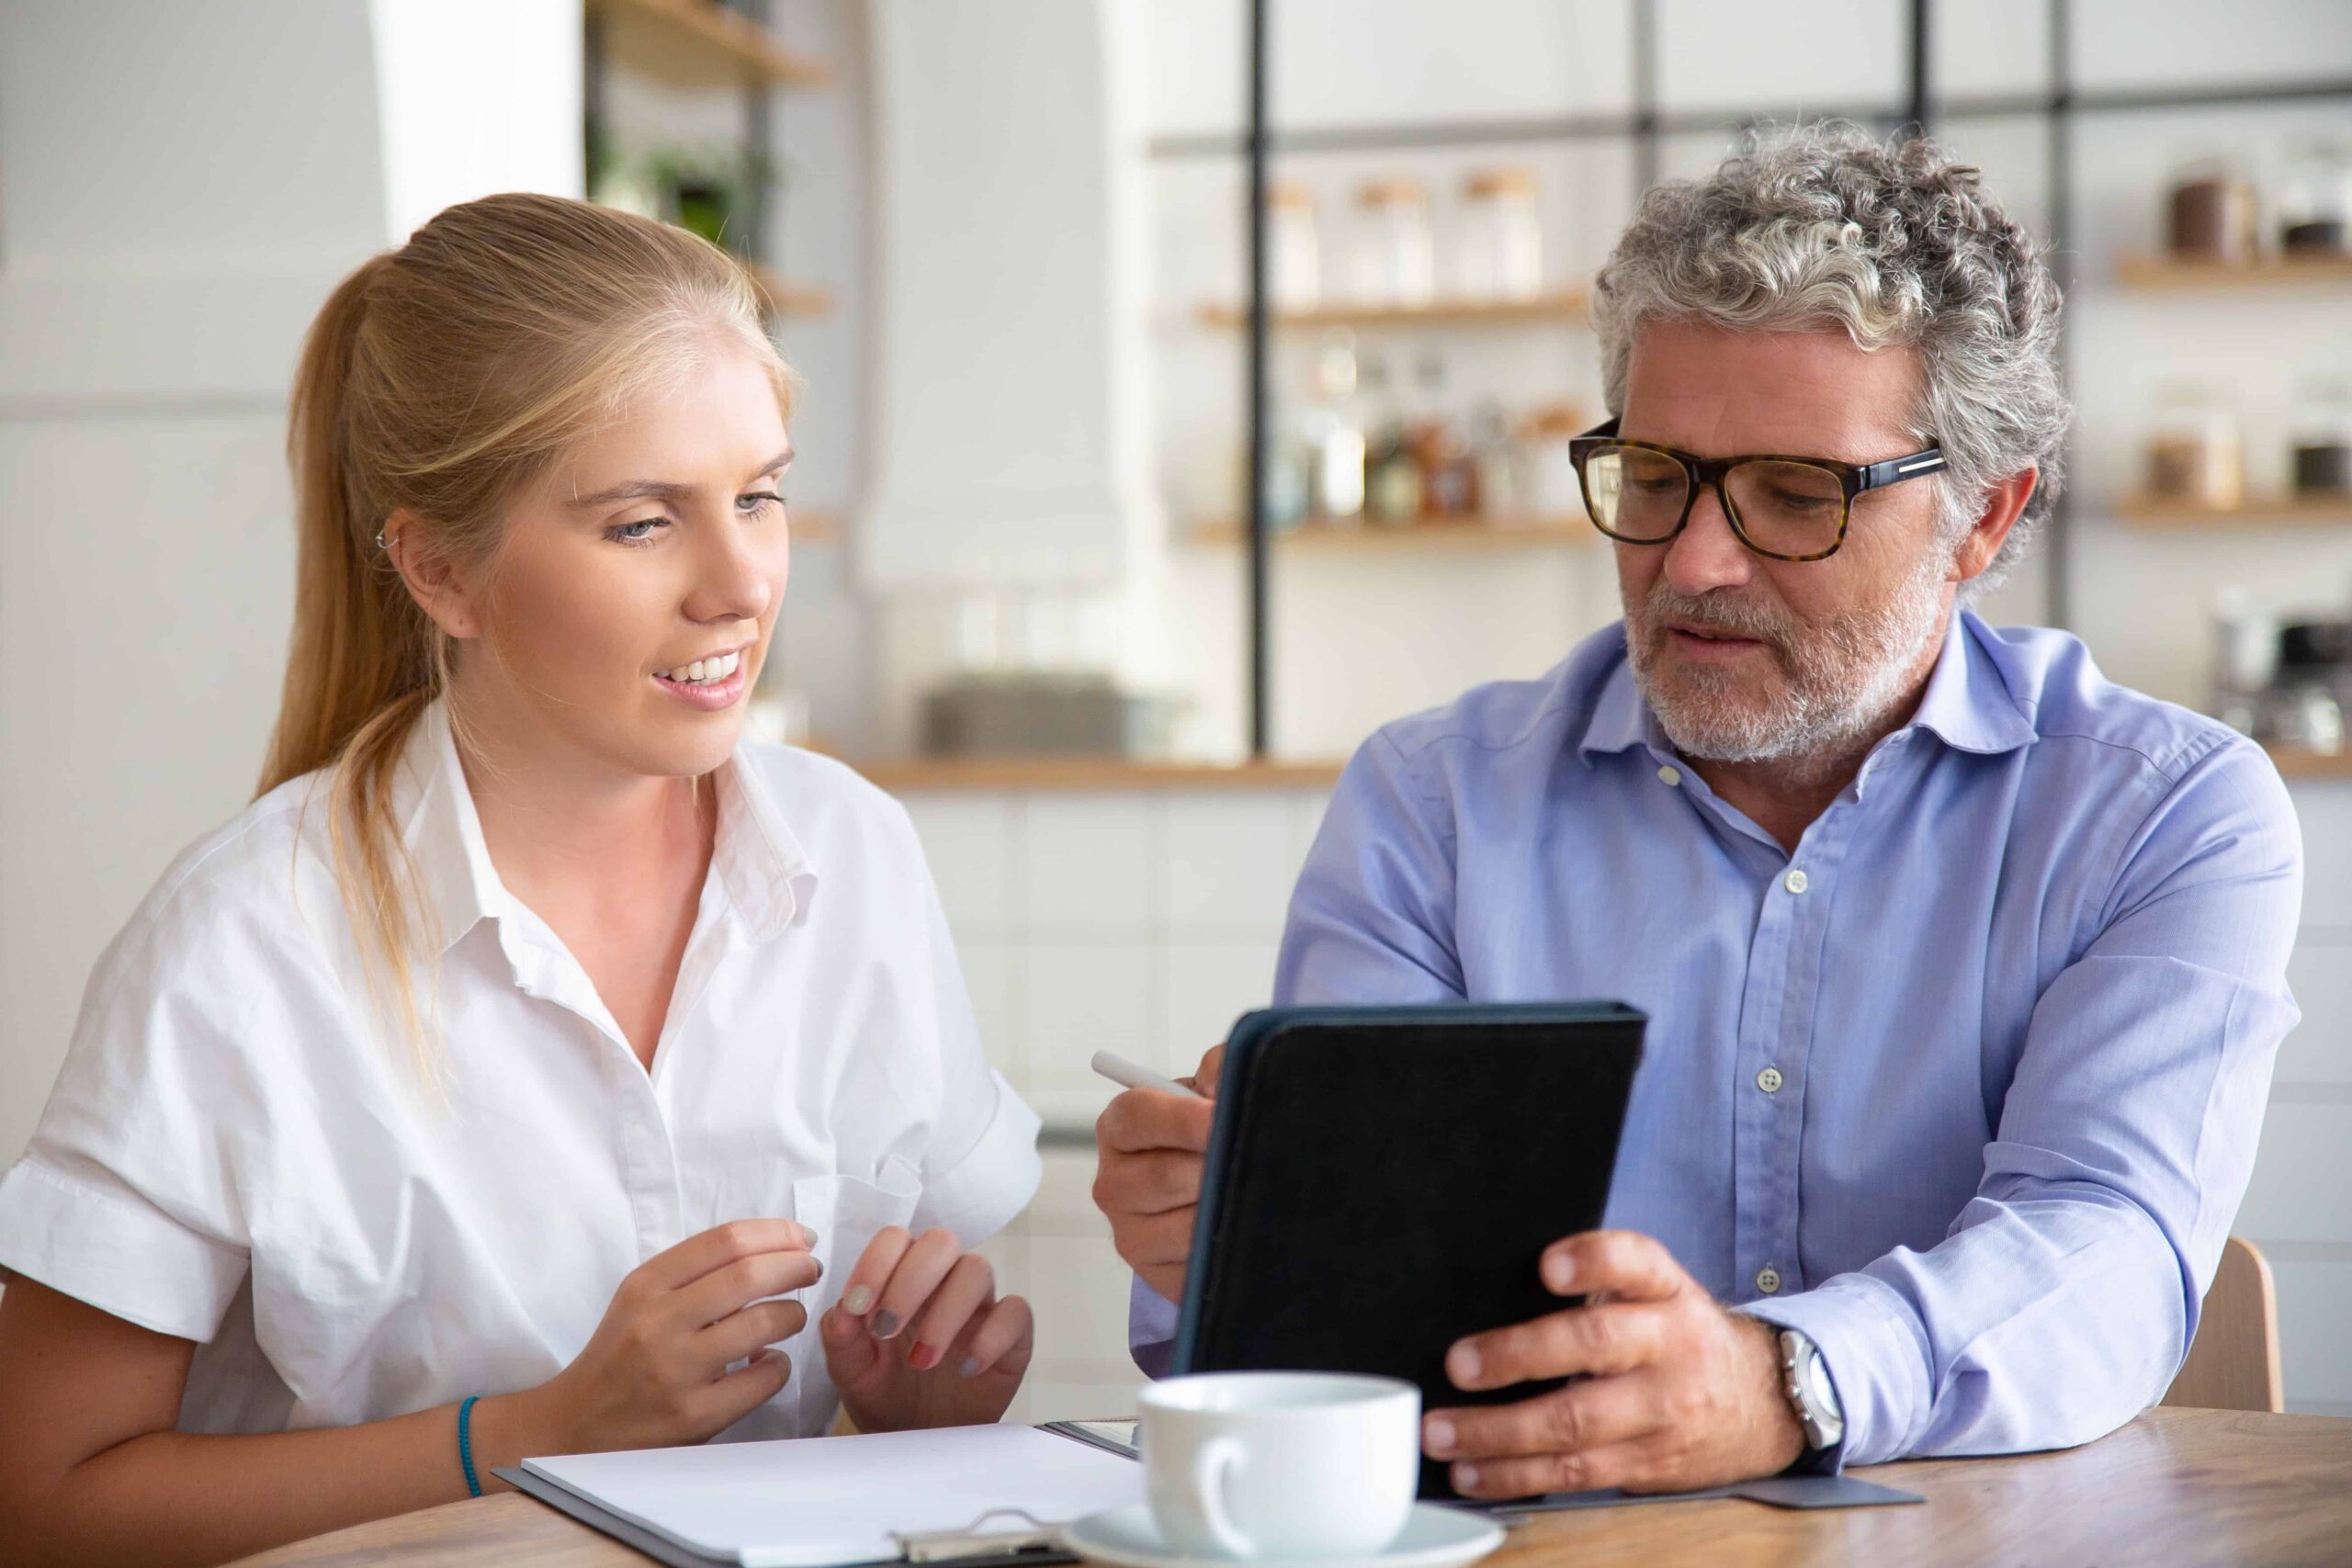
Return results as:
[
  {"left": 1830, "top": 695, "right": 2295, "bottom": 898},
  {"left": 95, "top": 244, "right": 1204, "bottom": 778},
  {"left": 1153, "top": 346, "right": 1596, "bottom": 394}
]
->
[{"left": 1777, "top": 1327, "right": 1845, "bottom": 1450}]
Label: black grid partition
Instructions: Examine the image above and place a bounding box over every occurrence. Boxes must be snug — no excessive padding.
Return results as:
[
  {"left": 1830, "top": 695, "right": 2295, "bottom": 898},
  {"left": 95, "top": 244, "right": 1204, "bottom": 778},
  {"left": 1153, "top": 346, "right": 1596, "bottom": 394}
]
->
[{"left": 1154, "top": 0, "right": 2352, "bottom": 760}]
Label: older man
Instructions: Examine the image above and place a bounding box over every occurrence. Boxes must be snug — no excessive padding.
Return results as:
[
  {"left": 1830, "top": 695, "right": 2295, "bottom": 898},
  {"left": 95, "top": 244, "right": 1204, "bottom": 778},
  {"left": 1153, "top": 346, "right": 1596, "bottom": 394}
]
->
[{"left": 1093, "top": 122, "right": 2301, "bottom": 1495}]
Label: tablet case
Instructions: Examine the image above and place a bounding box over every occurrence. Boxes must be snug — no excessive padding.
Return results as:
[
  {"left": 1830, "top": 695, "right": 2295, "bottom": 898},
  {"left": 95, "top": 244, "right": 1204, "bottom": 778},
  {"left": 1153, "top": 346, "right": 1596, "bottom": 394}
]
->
[{"left": 1170, "top": 1002, "right": 1646, "bottom": 1500}]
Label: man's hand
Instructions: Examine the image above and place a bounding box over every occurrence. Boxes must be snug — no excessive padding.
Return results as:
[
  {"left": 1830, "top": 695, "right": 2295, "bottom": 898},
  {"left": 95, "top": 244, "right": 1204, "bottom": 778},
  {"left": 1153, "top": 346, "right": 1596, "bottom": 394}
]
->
[
  {"left": 1420, "top": 1231, "right": 1807, "bottom": 1497},
  {"left": 1091, "top": 1045, "right": 1223, "bottom": 1302}
]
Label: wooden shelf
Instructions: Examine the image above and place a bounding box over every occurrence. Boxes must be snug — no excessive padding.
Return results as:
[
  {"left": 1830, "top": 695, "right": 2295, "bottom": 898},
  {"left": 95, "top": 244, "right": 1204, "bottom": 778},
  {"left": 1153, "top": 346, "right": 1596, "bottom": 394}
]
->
[
  {"left": 2267, "top": 744, "right": 2352, "bottom": 780},
  {"left": 1188, "top": 515, "right": 1591, "bottom": 549},
  {"left": 2113, "top": 493, "right": 2352, "bottom": 525},
  {"left": 2115, "top": 253, "right": 2352, "bottom": 289},
  {"left": 847, "top": 756, "right": 1346, "bottom": 793},
  {"left": 590, "top": 0, "right": 831, "bottom": 88},
  {"left": 747, "top": 264, "right": 833, "bottom": 319},
  {"left": 1194, "top": 289, "right": 1590, "bottom": 331}
]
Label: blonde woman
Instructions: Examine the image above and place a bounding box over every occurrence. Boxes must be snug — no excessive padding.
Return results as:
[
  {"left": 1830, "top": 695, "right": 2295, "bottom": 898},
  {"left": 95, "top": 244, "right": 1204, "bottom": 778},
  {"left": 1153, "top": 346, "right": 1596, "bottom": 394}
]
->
[{"left": 0, "top": 195, "right": 1041, "bottom": 1565}]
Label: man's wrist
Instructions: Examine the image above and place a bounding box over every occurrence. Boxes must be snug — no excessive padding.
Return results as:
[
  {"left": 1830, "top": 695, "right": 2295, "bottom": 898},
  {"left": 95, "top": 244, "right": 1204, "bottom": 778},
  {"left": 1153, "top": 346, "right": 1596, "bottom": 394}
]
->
[{"left": 1735, "top": 1312, "right": 1809, "bottom": 1473}]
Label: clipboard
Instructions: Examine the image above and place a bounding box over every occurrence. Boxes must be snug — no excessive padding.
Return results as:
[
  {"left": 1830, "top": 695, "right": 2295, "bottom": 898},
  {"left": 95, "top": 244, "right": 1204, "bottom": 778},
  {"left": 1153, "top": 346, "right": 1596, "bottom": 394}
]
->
[
  {"left": 1170, "top": 1002, "right": 1647, "bottom": 1501},
  {"left": 496, "top": 1421, "right": 1142, "bottom": 1568}
]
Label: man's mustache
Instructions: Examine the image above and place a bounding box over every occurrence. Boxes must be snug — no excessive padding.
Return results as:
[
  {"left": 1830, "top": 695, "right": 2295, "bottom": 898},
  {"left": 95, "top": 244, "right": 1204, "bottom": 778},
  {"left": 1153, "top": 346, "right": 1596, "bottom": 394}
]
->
[{"left": 1640, "top": 587, "right": 1793, "bottom": 649}]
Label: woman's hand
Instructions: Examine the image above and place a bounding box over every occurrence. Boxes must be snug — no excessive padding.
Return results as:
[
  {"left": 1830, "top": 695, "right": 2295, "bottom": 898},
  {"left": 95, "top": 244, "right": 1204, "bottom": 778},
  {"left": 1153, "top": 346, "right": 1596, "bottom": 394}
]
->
[
  {"left": 820, "top": 1226, "right": 1033, "bottom": 1432},
  {"left": 520, "top": 1219, "right": 821, "bottom": 1454}
]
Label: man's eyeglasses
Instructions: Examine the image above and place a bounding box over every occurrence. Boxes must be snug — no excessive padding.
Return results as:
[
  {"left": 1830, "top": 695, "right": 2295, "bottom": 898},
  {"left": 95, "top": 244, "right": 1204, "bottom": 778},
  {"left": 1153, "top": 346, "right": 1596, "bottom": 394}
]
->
[{"left": 1567, "top": 417, "right": 1948, "bottom": 563}]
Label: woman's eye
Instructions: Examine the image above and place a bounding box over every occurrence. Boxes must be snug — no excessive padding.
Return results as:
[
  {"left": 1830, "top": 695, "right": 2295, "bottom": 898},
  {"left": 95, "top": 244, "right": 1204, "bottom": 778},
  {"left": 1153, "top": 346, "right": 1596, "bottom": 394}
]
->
[
  {"left": 608, "top": 518, "right": 668, "bottom": 544},
  {"left": 740, "top": 491, "right": 786, "bottom": 516}
]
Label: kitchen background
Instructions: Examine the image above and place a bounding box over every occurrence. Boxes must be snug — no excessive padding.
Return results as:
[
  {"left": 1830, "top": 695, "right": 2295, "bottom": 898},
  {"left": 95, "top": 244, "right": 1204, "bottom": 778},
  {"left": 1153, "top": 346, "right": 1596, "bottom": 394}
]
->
[{"left": 1, "top": 0, "right": 2346, "bottom": 1427}]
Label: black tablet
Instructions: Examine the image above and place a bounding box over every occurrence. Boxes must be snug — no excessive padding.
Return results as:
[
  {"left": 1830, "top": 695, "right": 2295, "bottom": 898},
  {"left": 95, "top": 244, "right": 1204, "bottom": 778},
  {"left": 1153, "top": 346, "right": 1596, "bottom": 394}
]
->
[{"left": 1169, "top": 1002, "right": 1646, "bottom": 1500}]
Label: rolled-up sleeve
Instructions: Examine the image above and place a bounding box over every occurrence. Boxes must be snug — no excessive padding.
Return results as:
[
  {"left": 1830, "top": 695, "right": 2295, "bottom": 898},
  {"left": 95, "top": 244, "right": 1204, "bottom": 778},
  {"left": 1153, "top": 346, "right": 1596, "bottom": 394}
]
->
[
  {"left": 1745, "top": 738, "right": 2302, "bottom": 1465},
  {"left": 0, "top": 906, "right": 266, "bottom": 1343}
]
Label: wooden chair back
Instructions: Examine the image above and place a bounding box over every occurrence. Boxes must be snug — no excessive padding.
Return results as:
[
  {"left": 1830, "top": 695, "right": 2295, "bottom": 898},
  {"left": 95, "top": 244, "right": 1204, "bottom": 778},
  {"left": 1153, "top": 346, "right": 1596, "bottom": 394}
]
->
[{"left": 2163, "top": 1235, "right": 2283, "bottom": 1413}]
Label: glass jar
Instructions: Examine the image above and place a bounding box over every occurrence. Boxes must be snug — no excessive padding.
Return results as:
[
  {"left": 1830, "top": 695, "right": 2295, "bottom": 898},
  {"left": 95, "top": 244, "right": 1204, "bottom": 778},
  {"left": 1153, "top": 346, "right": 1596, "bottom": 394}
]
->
[
  {"left": 1350, "top": 177, "right": 1435, "bottom": 308},
  {"left": 1304, "top": 330, "right": 1366, "bottom": 523},
  {"left": 2145, "top": 386, "right": 2245, "bottom": 509},
  {"left": 1458, "top": 167, "right": 1544, "bottom": 301},
  {"left": 2278, "top": 140, "right": 2352, "bottom": 257},
  {"left": 1267, "top": 178, "right": 1320, "bottom": 312},
  {"left": 2209, "top": 588, "right": 2278, "bottom": 735},
  {"left": 2166, "top": 153, "right": 2259, "bottom": 265},
  {"left": 2290, "top": 378, "right": 2352, "bottom": 496}
]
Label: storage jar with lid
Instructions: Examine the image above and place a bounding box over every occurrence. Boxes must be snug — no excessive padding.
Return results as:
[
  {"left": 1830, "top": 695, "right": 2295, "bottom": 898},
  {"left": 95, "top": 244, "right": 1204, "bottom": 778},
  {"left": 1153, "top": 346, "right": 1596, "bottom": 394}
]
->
[
  {"left": 1350, "top": 177, "right": 1435, "bottom": 308},
  {"left": 2144, "top": 385, "right": 2245, "bottom": 509},
  {"left": 2166, "top": 152, "right": 2259, "bottom": 264},
  {"left": 2278, "top": 140, "right": 2352, "bottom": 257},
  {"left": 1268, "top": 178, "right": 1321, "bottom": 312},
  {"left": 1458, "top": 166, "right": 1544, "bottom": 301}
]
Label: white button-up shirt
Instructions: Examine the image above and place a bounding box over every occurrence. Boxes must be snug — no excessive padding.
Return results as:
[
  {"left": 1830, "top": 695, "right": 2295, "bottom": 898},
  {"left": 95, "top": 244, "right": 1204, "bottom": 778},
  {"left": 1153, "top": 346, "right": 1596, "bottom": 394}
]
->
[{"left": 0, "top": 698, "right": 1040, "bottom": 1440}]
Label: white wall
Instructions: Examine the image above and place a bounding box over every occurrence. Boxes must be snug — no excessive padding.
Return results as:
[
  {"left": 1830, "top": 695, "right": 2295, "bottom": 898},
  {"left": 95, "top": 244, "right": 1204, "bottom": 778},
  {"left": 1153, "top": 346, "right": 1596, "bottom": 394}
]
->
[
  {"left": 0, "top": 0, "right": 582, "bottom": 1163},
  {"left": 899, "top": 782, "right": 1331, "bottom": 1422},
  {"left": 2245, "top": 778, "right": 2352, "bottom": 1419}
]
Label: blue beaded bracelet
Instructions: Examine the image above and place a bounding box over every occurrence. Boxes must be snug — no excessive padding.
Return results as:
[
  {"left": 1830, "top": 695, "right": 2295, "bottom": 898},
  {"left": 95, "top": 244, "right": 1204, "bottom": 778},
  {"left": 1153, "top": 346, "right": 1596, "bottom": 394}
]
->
[{"left": 458, "top": 1394, "right": 483, "bottom": 1498}]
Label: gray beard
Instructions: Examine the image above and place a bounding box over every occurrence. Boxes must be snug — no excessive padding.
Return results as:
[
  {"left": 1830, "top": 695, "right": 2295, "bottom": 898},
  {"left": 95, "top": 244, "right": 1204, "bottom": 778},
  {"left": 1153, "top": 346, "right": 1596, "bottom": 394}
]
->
[{"left": 1624, "top": 548, "right": 1951, "bottom": 767}]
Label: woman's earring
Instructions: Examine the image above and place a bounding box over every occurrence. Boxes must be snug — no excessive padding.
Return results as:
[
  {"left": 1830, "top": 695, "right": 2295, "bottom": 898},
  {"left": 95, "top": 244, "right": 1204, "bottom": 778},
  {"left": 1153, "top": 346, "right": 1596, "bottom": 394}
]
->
[{"left": 375, "top": 527, "right": 391, "bottom": 551}]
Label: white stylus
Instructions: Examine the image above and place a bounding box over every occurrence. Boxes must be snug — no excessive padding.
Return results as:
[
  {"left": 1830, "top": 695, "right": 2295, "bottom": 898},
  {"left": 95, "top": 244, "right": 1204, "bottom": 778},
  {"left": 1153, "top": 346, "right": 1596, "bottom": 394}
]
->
[{"left": 1091, "top": 1049, "right": 1207, "bottom": 1099}]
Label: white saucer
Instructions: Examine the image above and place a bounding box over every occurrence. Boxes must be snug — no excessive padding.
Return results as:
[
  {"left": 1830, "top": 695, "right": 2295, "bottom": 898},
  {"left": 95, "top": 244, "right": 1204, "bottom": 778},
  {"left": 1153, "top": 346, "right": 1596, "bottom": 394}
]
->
[{"left": 1060, "top": 1504, "right": 1504, "bottom": 1568}]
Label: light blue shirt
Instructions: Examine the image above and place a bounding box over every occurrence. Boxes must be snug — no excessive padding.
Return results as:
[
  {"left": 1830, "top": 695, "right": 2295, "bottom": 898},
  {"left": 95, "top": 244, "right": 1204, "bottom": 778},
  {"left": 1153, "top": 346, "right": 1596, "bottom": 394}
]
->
[{"left": 1129, "top": 611, "right": 2301, "bottom": 1467}]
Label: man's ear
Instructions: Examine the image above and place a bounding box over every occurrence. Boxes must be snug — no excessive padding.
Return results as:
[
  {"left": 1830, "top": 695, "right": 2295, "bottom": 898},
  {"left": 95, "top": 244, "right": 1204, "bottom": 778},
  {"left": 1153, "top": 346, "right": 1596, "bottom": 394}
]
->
[
  {"left": 381, "top": 507, "right": 483, "bottom": 641},
  {"left": 1951, "top": 467, "right": 2036, "bottom": 585}
]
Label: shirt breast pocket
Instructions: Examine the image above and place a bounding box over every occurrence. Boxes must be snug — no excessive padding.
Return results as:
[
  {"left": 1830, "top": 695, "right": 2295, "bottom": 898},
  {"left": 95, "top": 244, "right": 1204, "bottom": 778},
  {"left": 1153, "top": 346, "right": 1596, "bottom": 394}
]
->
[{"left": 749, "top": 1158, "right": 923, "bottom": 1438}]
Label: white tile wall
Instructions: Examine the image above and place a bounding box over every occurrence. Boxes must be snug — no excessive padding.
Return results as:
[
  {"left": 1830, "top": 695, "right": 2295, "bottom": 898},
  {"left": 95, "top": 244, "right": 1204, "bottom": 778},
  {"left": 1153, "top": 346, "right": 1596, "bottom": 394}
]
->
[
  {"left": 1162, "top": 942, "right": 1282, "bottom": 1077},
  {"left": 1025, "top": 942, "right": 1159, "bottom": 1100},
  {"left": 2278, "top": 941, "right": 2352, "bottom": 1086},
  {"left": 2247, "top": 782, "right": 2352, "bottom": 1416},
  {"left": 1023, "top": 795, "right": 1159, "bottom": 932},
  {"left": 1161, "top": 795, "right": 1308, "bottom": 935},
  {"left": 901, "top": 795, "right": 1017, "bottom": 932},
  {"left": 2236, "top": 1100, "right": 2352, "bottom": 1247},
  {"left": 904, "top": 784, "right": 1331, "bottom": 1418},
  {"left": 2270, "top": 1256, "right": 2352, "bottom": 1413}
]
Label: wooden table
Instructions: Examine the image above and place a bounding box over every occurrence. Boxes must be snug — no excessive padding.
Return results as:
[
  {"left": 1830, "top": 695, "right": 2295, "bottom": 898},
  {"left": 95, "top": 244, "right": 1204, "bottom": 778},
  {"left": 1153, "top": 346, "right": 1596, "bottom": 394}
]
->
[{"left": 232, "top": 1407, "right": 2351, "bottom": 1567}]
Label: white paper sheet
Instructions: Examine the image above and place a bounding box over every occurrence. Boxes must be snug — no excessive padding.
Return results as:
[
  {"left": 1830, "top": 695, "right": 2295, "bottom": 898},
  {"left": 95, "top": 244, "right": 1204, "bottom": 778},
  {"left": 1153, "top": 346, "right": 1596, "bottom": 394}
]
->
[{"left": 523, "top": 1424, "right": 1147, "bottom": 1568}]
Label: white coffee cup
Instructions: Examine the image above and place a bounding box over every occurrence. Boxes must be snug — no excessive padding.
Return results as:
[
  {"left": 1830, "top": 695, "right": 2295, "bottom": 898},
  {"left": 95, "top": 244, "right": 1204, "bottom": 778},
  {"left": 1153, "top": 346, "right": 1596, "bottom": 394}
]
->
[{"left": 1136, "top": 1371, "right": 1420, "bottom": 1561}]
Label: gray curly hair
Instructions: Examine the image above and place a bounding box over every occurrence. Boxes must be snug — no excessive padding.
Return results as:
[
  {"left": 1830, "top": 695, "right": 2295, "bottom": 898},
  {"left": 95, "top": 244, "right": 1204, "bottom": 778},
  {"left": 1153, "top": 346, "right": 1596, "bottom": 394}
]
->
[{"left": 1592, "top": 120, "right": 2069, "bottom": 596}]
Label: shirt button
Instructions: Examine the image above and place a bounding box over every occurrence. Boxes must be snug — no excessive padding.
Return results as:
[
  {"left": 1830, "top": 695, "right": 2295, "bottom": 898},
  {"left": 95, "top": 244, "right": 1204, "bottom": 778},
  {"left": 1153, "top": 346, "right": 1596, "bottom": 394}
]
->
[
  {"left": 1757, "top": 1066, "right": 1784, "bottom": 1094},
  {"left": 1756, "top": 1266, "right": 1782, "bottom": 1294},
  {"left": 1657, "top": 764, "right": 1682, "bottom": 787},
  {"left": 1783, "top": 868, "right": 1809, "bottom": 895}
]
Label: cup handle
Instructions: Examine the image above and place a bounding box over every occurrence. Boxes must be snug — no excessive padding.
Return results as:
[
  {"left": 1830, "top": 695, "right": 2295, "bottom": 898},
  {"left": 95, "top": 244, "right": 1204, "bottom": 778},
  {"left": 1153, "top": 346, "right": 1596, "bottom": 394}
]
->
[{"left": 1187, "top": 1435, "right": 1253, "bottom": 1558}]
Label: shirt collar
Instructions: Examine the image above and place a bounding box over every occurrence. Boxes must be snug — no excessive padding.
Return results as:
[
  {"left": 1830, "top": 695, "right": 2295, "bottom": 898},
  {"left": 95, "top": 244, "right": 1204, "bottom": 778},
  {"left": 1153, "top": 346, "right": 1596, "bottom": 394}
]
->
[
  {"left": 1576, "top": 626, "right": 1672, "bottom": 765},
  {"left": 1576, "top": 609, "right": 2038, "bottom": 768},
  {"left": 1904, "top": 609, "right": 2040, "bottom": 756},
  {"left": 392, "top": 695, "right": 818, "bottom": 957}
]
